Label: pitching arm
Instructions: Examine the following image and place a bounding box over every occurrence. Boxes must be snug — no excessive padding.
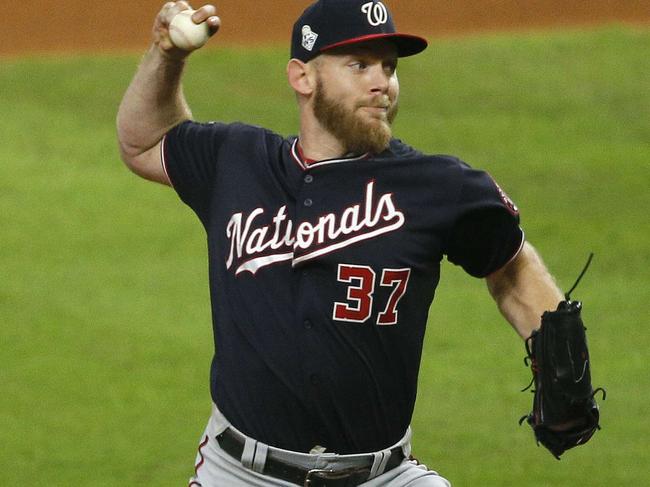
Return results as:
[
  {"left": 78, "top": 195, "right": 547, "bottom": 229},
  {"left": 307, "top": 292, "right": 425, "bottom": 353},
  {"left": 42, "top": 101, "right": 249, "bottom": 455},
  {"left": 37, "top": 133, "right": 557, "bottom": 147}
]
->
[
  {"left": 485, "top": 242, "right": 564, "bottom": 340},
  {"left": 116, "top": 2, "right": 220, "bottom": 185}
]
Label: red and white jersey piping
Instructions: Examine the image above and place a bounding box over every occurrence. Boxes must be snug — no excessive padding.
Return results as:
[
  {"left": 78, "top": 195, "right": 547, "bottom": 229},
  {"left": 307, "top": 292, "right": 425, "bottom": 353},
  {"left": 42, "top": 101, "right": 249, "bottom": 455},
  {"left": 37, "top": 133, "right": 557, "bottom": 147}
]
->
[{"left": 290, "top": 139, "right": 369, "bottom": 170}]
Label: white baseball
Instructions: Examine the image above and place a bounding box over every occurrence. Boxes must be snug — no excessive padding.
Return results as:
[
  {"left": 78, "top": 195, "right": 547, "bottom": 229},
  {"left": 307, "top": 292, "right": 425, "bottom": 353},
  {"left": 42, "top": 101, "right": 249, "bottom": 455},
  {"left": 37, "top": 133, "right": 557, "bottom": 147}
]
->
[{"left": 169, "top": 10, "right": 210, "bottom": 51}]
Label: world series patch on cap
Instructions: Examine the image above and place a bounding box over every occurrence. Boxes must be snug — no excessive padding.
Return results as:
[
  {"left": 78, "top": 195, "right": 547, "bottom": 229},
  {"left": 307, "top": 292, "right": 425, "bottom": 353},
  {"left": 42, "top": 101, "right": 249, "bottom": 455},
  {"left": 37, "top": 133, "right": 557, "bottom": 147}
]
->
[{"left": 291, "top": 0, "right": 428, "bottom": 62}]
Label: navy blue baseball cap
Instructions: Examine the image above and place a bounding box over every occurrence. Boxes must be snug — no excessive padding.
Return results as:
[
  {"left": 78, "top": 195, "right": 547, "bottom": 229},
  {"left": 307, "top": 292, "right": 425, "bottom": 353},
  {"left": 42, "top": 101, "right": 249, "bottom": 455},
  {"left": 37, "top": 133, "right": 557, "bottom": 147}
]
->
[{"left": 291, "top": 0, "right": 428, "bottom": 62}]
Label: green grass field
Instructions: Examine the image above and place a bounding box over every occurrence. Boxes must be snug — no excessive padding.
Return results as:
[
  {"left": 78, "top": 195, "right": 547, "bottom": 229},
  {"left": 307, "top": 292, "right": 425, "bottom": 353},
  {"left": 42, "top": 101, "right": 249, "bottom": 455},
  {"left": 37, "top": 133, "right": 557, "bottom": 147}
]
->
[{"left": 1, "top": 26, "right": 648, "bottom": 485}]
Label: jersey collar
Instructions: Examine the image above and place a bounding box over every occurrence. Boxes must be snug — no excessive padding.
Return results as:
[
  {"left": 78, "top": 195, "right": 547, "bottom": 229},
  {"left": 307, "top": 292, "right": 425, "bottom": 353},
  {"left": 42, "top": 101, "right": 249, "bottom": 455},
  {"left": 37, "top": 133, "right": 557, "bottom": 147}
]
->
[{"left": 290, "top": 139, "right": 370, "bottom": 170}]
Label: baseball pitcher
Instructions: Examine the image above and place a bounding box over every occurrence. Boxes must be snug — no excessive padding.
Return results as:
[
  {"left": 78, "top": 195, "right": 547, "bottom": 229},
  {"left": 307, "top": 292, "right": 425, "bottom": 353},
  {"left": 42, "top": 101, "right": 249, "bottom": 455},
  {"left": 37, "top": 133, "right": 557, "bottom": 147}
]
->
[{"left": 116, "top": 1, "right": 603, "bottom": 485}]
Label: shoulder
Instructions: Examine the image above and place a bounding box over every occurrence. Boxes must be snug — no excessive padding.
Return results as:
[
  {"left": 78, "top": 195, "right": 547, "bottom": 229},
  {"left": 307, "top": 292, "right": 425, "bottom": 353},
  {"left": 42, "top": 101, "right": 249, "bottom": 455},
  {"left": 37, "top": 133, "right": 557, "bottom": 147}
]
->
[
  {"left": 382, "top": 138, "right": 471, "bottom": 173},
  {"left": 170, "top": 119, "right": 284, "bottom": 140}
]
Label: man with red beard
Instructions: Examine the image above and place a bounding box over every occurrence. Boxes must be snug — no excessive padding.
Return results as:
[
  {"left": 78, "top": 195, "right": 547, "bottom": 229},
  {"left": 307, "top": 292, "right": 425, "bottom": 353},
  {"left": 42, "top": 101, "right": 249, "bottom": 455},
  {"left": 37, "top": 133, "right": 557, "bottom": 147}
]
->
[
  {"left": 305, "top": 41, "right": 400, "bottom": 157},
  {"left": 117, "top": 1, "right": 568, "bottom": 486}
]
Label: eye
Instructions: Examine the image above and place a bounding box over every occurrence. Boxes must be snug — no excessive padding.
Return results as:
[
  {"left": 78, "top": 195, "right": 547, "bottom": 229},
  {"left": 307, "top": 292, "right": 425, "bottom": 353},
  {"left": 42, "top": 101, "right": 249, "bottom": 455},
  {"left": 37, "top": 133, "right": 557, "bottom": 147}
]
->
[
  {"left": 349, "top": 61, "right": 368, "bottom": 71},
  {"left": 384, "top": 60, "right": 398, "bottom": 76}
]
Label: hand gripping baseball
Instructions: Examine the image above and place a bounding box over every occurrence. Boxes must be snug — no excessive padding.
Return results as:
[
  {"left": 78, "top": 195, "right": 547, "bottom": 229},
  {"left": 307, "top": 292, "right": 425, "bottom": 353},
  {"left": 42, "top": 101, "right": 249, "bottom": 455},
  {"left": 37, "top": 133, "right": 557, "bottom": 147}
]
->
[{"left": 154, "top": 2, "right": 221, "bottom": 57}]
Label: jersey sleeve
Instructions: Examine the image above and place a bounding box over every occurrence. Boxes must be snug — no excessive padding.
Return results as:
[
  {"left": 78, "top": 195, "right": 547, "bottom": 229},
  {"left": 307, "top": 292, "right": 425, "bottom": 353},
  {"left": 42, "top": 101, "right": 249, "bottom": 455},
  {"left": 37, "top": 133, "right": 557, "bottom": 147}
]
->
[
  {"left": 161, "top": 120, "right": 230, "bottom": 219},
  {"left": 444, "top": 164, "right": 524, "bottom": 278}
]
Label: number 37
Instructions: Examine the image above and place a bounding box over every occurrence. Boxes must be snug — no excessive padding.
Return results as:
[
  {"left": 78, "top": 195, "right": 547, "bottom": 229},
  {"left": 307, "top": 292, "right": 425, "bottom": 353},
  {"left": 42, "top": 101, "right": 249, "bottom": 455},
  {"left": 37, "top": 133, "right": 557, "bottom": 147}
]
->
[{"left": 332, "top": 264, "right": 411, "bottom": 325}]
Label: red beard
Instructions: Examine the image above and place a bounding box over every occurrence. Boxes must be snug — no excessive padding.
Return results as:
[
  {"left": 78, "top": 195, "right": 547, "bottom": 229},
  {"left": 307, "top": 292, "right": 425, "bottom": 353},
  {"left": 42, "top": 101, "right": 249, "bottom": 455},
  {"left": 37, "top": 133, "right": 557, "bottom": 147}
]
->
[{"left": 313, "top": 77, "right": 398, "bottom": 155}]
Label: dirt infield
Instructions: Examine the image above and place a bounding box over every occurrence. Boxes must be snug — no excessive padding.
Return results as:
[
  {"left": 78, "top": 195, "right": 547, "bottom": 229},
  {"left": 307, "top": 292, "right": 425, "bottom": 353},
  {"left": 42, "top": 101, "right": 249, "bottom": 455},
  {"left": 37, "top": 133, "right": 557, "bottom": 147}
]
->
[{"left": 2, "top": 0, "right": 649, "bottom": 56}]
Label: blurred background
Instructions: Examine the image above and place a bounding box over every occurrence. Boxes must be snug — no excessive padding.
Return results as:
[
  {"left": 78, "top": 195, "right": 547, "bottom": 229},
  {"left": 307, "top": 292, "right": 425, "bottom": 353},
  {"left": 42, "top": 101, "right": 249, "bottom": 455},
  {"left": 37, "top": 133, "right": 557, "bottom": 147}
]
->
[
  {"left": 3, "top": 0, "right": 650, "bottom": 55},
  {"left": 2, "top": 1, "right": 649, "bottom": 486}
]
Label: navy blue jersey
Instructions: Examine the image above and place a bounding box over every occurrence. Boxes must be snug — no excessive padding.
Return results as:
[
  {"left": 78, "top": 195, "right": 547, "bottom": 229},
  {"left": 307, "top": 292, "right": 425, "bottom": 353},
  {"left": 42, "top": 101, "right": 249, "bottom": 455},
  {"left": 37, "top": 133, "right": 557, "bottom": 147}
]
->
[{"left": 162, "top": 120, "right": 524, "bottom": 454}]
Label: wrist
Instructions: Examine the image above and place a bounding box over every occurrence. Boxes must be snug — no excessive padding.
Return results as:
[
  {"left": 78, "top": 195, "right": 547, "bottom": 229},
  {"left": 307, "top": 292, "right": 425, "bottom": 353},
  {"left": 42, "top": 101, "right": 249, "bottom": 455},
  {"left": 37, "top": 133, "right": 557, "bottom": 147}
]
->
[{"left": 152, "top": 42, "right": 189, "bottom": 64}]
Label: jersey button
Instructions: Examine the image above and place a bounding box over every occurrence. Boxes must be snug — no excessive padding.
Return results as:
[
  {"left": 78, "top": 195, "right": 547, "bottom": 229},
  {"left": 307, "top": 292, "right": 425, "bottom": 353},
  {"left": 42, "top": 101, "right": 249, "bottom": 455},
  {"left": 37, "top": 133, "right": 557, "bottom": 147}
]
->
[
  {"left": 304, "top": 174, "right": 314, "bottom": 184},
  {"left": 304, "top": 198, "right": 313, "bottom": 207},
  {"left": 310, "top": 374, "right": 321, "bottom": 386},
  {"left": 303, "top": 319, "right": 313, "bottom": 329}
]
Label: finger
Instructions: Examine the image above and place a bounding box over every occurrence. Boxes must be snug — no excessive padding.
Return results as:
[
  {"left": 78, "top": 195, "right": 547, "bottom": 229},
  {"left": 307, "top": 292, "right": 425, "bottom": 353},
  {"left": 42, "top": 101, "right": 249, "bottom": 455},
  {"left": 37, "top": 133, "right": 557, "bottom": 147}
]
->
[
  {"left": 206, "top": 16, "right": 221, "bottom": 36},
  {"left": 158, "top": 36, "right": 177, "bottom": 53},
  {"left": 192, "top": 4, "right": 217, "bottom": 22},
  {"left": 152, "top": 2, "right": 175, "bottom": 45},
  {"left": 163, "top": 1, "right": 192, "bottom": 25},
  {"left": 191, "top": 5, "right": 221, "bottom": 36},
  {"left": 155, "top": 2, "right": 174, "bottom": 26},
  {"left": 155, "top": 2, "right": 186, "bottom": 31},
  {"left": 154, "top": 1, "right": 194, "bottom": 57}
]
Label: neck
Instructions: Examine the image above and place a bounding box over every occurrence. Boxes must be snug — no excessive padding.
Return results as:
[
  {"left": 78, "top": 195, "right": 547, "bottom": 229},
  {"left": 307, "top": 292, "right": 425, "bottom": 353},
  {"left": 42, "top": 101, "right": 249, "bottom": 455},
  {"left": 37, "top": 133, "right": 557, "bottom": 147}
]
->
[{"left": 298, "top": 110, "right": 348, "bottom": 161}]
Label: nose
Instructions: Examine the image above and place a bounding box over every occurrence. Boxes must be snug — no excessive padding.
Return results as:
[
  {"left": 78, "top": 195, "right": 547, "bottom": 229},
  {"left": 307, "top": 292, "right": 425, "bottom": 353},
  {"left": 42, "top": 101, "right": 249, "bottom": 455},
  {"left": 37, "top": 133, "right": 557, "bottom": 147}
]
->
[{"left": 368, "top": 64, "right": 390, "bottom": 95}]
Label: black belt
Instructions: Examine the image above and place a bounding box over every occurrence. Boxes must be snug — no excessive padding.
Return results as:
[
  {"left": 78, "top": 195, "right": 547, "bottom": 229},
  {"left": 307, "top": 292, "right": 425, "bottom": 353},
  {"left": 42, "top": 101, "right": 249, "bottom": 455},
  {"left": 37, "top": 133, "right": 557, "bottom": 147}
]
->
[{"left": 216, "top": 428, "right": 405, "bottom": 487}]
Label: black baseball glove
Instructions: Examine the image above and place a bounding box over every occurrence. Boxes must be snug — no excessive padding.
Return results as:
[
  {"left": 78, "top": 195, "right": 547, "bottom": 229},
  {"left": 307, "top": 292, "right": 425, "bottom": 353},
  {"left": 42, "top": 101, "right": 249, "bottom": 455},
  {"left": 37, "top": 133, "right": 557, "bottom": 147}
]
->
[{"left": 520, "top": 255, "right": 605, "bottom": 459}]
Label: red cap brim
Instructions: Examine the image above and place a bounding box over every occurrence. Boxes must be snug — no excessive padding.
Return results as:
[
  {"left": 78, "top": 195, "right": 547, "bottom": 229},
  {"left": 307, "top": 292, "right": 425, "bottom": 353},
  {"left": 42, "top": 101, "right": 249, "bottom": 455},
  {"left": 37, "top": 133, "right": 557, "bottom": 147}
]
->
[{"left": 320, "top": 33, "right": 428, "bottom": 58}]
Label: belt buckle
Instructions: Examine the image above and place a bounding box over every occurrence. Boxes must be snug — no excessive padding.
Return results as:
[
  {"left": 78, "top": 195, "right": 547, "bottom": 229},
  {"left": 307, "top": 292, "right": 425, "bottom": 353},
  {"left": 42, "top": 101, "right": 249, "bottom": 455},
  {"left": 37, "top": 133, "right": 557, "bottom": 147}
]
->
[{"left": 304, "top": 466, "right": 370, "bottom": 486}]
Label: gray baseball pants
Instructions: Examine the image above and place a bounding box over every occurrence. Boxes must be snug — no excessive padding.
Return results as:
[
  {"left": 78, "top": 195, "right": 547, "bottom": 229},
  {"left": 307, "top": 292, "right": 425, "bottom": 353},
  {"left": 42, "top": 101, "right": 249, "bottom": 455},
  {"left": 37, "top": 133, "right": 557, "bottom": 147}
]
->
[{"left": 188, "top": 404, "right": 451, "bottom": 487}]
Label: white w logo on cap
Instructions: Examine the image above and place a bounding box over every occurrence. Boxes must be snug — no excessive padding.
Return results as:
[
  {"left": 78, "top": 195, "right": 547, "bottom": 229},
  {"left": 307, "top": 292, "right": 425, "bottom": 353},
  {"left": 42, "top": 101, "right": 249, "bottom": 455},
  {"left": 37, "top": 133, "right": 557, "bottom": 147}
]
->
[{"left": 361, "top": 1, "right": 389, "bottom": 26}]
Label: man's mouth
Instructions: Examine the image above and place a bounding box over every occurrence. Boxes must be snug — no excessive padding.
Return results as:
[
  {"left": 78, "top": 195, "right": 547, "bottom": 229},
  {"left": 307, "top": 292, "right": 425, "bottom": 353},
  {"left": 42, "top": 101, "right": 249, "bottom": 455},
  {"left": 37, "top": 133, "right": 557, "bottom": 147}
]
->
[{"left": 361, "top": 105, "right": 390, "bottom": 117}]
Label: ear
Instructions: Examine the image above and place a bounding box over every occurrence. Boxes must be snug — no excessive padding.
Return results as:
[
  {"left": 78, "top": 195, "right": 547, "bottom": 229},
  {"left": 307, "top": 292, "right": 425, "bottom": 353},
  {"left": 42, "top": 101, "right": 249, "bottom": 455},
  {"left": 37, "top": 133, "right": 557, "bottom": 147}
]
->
[{"left": 287, "top": 59, "right": 315, "bottom": 96}]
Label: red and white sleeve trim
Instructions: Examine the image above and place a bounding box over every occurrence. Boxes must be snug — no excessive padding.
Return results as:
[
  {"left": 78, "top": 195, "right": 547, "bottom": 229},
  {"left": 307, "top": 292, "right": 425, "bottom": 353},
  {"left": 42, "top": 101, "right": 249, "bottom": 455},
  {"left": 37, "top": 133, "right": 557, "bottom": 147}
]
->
[
  {"left": 160, "top": 135, "right": 177, "bottom": 190},
  {"left": 491, "top": 229, "right": 526, "bottom": 276}
]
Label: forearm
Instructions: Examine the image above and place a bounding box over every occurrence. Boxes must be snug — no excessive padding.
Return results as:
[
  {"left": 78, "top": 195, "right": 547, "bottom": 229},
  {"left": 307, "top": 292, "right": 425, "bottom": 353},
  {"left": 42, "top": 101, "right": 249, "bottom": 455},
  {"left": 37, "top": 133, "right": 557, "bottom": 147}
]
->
[
  {"left": 486, "top": 242, "right": 563, "bottom": 339},
  {"left": 116, "top": 3, "right": 220, "bottom": 183},
  {"left": 116, "top": 45, "right": 191, "bottom": 165}
]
